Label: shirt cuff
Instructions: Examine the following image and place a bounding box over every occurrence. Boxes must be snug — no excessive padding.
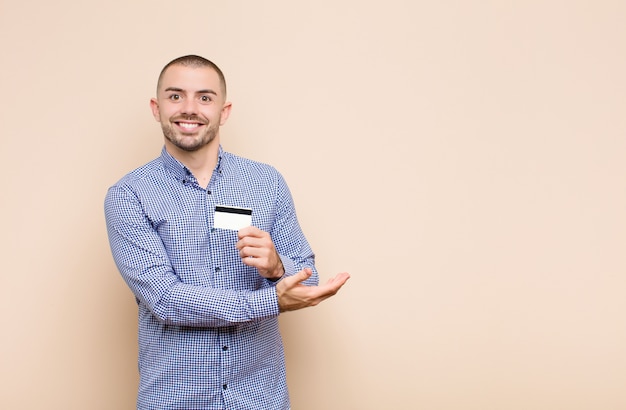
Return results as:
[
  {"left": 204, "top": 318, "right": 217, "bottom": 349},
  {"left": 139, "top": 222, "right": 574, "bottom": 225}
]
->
[
  {"left": 279, "top": 254, "right": 295, "bottom": 276},
  {"left": 248, "top": 286, "right": 280, "bottom": 317}
]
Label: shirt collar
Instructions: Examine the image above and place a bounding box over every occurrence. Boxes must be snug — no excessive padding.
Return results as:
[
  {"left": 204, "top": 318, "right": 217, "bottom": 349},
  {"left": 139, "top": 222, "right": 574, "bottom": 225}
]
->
[{"left": 160, "top": 145, "right": 225, "bottom": 182}]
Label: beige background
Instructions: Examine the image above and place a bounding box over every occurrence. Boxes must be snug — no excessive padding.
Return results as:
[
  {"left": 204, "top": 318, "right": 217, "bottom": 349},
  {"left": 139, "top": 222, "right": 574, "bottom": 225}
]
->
[{"left": 1, "top": 1, "right": 625, "bottom": 409}]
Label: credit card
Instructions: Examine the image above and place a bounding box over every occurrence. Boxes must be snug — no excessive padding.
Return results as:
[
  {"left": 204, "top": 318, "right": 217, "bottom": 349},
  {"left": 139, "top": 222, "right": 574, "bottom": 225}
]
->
[{"left": 214, "top": 205, "right": 252, "bottom": 230}]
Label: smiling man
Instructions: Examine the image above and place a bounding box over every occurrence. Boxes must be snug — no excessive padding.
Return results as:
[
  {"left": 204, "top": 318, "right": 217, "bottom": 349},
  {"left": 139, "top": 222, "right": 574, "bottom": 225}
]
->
[
  {"left": 104, "top": 55, "right": 350, "bottom": 410},
  {"left": 152, "top": 59, "right": 228, "bottom": 156}
]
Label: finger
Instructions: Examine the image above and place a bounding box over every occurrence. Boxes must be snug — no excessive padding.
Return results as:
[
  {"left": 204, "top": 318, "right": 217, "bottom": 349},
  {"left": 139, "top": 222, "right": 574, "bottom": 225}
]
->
[
  {"left": 237, "top": 225, "right": 263, "bottom": 240},
  {"left": 282, "top": 268, "right": 312, "bottom": 287},
  {"left": 239, "top": 245, "right": 273, "bottom": 261},
  {"left": 239, "top": 254, "right": 274, "bottom": 273},
  {"left": 238, "top": 245, "right": 259, "bottom": 258},
  {"left": 240, "top": 255, "right": 259, "bottom": 268},
  {"left": 322, "top": 272, "right": 350, "bottom": 292},
  {"left": 327, "top": 272, "right": 350, "bottom": 285},
  {"left": 236, "top": 236, "right": 261, "bottom": 251},
  {"left": 236, "top": 234, "right": 271, "bottom": 251}
]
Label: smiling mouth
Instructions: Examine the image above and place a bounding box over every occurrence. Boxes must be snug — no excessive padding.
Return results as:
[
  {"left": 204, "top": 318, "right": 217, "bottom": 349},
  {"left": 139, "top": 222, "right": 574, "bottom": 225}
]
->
[{"left": 176, "top": 122, "right": 203, "bottom": 131}]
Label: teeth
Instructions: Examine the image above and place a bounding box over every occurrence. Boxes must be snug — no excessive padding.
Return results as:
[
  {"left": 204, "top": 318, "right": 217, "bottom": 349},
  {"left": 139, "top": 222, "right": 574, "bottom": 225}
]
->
[{"left": 179, "top": 123, "right": 199, "bottom": 129}]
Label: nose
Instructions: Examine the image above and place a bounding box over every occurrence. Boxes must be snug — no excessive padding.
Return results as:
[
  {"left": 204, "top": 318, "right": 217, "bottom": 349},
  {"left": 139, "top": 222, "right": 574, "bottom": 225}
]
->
[{"left": 180, "top": 97, "right": 199, "bottom": 115}]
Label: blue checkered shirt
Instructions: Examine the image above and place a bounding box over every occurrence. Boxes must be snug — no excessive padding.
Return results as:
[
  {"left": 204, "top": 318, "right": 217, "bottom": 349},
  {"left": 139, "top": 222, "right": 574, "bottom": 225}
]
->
[{"left": 104, "top": 146, "right": 317, "bottom": 409}]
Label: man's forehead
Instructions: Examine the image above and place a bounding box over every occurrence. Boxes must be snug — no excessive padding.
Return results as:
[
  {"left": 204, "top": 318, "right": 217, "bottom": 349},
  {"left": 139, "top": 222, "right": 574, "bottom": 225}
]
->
[{"left": 159, "top": 65, "right": 222, "bottom": 93}]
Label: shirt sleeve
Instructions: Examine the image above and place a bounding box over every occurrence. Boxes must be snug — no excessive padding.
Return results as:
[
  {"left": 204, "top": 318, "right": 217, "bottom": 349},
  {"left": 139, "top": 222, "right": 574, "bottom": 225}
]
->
[
  {"left": 270, "top": 172, "right": 319, "bottom": 286},
  {"left": 104, "top": 184, "right": 280, "bottom": 328}
]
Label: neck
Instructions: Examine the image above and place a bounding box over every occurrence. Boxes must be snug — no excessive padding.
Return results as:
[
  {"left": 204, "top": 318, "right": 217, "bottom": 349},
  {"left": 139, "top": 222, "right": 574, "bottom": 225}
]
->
[{"left": 165, "top": 138, "right": 220, "bottom": 187}]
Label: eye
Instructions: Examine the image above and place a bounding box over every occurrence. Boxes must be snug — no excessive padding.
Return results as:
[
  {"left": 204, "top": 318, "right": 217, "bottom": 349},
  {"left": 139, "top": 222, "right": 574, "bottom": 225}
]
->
[
  {"left": 200, "top": 95, "right": 212, "bottom": 103},
  {"left": 168, "top": 94, "right": 181, "bottom": 101}
]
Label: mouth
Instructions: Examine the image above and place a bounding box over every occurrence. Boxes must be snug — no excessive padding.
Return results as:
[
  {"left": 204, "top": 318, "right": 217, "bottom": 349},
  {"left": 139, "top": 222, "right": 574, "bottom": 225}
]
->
[{"left": 175, "top": 121, "right": 204, "bottom": 132}]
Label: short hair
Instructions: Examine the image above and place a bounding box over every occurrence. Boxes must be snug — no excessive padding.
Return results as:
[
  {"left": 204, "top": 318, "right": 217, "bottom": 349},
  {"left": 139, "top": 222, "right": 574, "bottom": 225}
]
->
[{"left": 156, "top": 55, "right": 227, "bottom": 97}]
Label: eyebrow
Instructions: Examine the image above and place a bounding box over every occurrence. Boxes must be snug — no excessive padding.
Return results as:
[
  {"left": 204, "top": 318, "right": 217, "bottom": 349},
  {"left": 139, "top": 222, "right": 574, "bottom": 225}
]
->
[{"left": 164, "top": 87, "right": 217, "bottom": 95}]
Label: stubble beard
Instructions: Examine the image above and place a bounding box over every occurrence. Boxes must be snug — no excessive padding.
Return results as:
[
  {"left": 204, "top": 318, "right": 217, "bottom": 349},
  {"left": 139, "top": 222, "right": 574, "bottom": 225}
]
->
[{"left": 162, "top": 117, "right": 220, "bottom": 152}]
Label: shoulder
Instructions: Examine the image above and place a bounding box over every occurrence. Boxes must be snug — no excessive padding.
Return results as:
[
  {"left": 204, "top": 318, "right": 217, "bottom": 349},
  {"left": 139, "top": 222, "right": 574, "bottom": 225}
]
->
[
  {"left": 105, "top": 157, "right": 168, "bottom": 208},
  {"left": 109, "top": 157, "right": 165, "bottom": 189},
  {"left": 222, "top": 151, "right": 283, "bottom": 180}
]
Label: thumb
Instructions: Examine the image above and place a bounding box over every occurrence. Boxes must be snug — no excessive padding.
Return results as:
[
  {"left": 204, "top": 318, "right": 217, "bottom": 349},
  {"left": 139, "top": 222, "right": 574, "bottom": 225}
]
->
[{"left": 284, "top": 268, "right": 312, "bottom": 286}]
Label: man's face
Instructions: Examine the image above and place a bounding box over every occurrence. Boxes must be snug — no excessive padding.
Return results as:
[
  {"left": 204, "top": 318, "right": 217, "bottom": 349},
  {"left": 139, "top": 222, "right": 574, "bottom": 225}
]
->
[{"left": 150, "top": 65, "right": 231, "bottom": 152}]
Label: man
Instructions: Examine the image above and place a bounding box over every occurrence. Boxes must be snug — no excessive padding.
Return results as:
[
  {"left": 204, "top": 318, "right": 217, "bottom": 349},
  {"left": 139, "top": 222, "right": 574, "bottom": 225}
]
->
[{"left": 104, "top": 55, "right": 350, "bottom": 410}]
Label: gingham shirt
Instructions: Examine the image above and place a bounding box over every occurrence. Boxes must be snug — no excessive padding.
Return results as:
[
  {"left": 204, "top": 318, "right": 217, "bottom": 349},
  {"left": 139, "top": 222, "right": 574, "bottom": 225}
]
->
[{"left": 104, "top": 146, "right": 317, "bottom": 410}]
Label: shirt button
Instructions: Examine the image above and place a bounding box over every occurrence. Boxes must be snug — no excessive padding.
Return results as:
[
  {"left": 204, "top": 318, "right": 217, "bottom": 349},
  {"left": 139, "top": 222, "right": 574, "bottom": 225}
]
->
[
  {"left": 215, "top": 267, "right": 221, "bottom": 272},
  {"left": 222, "top": 346, "right": 228, "bottom": 351},
  {"left": 207, "top": 190, "right": 212, "bottom": 195},
  {"left": 223, "top": 384, "right": 227, "bottom": 390}
]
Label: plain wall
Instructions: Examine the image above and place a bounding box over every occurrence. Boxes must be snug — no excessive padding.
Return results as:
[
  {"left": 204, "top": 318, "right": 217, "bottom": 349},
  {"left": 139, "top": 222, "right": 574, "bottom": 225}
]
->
[{"left": 1, "top": 1, "right": 625, "bottom": 409}]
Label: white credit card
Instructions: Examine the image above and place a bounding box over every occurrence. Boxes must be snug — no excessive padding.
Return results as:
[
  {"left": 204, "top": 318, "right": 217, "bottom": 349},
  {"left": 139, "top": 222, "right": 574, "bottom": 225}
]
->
[{"left": 214, "top": 205, "right": 252, "bottom": 230}]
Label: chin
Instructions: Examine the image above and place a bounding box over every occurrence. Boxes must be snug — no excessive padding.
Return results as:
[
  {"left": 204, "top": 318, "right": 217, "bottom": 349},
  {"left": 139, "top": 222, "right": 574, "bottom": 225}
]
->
[{"left": 175, "top": 137, "right": 216, "bottom": 152}]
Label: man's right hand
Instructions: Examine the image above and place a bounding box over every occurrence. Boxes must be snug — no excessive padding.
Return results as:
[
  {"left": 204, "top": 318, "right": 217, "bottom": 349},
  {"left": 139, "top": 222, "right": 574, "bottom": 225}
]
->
[{"left": 276, "top": 268, "right": 350, "bottom": 312}]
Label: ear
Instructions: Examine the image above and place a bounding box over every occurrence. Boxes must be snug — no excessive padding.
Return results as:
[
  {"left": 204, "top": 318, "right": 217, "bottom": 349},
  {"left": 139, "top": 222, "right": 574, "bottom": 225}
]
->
[
  {"left": 149, "top": 98, "right": 161, "bottom": 122},
  {"left": 219, "top": 101, "right": 233, "bottom": 126}
]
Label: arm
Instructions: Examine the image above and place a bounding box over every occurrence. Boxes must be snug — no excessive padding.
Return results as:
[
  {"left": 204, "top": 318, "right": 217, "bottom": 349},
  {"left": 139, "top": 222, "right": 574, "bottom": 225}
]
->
[
  {"left": 235, "top": 173, "right": 350, "bottom": 310},
  {"left": 236, "top": 172, "right": 319, "bottom": 286},
  {"left": 270, "top": 174, "right": 319, "bottom": 285},
  {"left": 236, "top": 227, "right": 350, "bottom": 311},
  {"left": 236, "top": 171, "right": 319, "bottom": 284},
  {"left": 104, "top": 185, "right": 279, "bottom": 328}
]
